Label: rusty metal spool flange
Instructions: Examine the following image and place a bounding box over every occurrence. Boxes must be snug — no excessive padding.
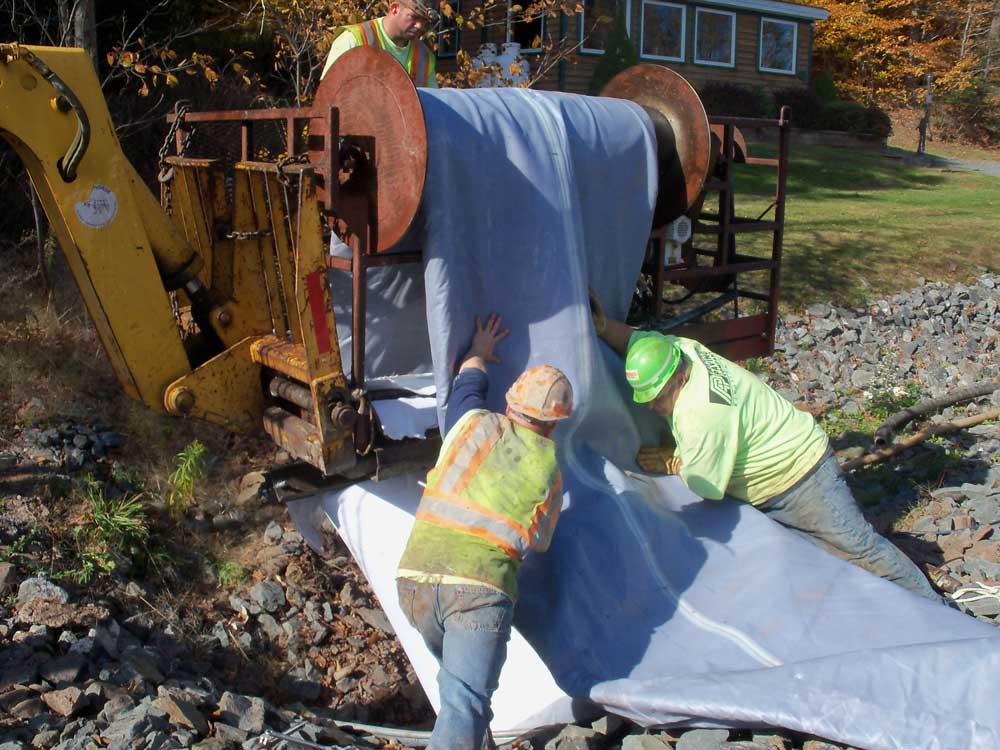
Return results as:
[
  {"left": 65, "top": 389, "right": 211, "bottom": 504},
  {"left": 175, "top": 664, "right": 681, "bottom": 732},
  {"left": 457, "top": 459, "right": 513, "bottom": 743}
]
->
[
  {"left": 311, "top": 47, "right": 427, "bottom": 252},
  {"left": 600, "top": 65, "right": 711, "bottom": 228}
]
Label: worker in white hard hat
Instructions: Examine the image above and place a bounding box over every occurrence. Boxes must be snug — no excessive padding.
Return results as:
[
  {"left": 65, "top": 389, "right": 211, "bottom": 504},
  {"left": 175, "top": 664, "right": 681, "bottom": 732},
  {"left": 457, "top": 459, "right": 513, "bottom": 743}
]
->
[
  {"left": 321, "top": 0, "right": 439, "bottom": 86},
  {"left": 396, "top": 312, "right": 574, "bottom": 750},
  {"left": 590, "top": 291, "right": 938, "bottom": 601}
]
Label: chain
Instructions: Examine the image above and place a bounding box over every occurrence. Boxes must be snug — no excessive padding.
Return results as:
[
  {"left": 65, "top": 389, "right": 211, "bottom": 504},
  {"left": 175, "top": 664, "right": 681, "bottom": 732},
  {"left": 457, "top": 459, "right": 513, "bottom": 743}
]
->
[
  {"left": 275, "top": 152, "right": 310, "bottom": 187},
  {"left": 157, "top": 101, "right": 195, "bottom": 215},
  {"left": 225, "top": 229, "right": 272, "bottom": 241}
]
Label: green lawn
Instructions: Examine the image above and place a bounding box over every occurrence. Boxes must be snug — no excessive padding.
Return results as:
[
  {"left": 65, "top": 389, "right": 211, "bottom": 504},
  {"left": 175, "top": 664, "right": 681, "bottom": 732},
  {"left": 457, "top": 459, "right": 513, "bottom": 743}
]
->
[
  {"left": 731, "top": 143, "right": 1000, "bottom": 311},
  {"left": 888, "top": 121, "right": 1000, "bottom": 162}
]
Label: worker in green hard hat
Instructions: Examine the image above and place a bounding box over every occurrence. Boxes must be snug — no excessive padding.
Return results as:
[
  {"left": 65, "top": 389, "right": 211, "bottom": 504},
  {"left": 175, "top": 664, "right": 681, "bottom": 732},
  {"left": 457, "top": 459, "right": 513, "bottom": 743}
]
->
[
  {"left": 321, "top": 0, "right": 439, "bottom": 86},
  {"left": 591, "top": 291, "right": 938, "bottom": 601}
]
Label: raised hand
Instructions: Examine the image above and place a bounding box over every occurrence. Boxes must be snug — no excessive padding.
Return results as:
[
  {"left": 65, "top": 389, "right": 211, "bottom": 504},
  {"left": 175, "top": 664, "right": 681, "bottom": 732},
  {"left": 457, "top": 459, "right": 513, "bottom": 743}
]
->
[
  {"left": 460, "top": 313, "right": 511, "bottom": 373},
  {"left": 470, "top": 313, "right": 510, "bottom": 364}
]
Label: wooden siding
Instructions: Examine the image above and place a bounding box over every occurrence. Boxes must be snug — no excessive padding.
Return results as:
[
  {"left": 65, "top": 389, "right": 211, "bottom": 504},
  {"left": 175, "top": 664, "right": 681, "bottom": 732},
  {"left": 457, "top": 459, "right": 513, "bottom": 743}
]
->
[{"left": 435, "top": 2, "right": 814, "bottom": 96}]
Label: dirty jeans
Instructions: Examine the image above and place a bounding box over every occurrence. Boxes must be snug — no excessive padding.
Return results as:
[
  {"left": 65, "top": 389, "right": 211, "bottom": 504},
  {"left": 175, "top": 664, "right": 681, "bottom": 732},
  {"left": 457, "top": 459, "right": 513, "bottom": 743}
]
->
[
  {"left": 755, "top": 454, "right": 939, "bottom": 601},
  {"left": 396, "top": 579, "right": 514, "bottom": 750}
]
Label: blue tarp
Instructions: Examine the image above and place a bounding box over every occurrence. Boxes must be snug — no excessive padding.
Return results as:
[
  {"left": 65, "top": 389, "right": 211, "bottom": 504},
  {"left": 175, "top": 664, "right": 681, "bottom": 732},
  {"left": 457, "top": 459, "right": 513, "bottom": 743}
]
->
[{"left": 301, "top": 87, "right": 1000, "bottom": 750}]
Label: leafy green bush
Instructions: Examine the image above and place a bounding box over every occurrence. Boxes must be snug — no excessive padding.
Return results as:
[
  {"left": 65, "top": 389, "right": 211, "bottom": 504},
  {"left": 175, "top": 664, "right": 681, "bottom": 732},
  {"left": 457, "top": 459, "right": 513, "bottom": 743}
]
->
[
  {"left": 822, "top": 100, "right": 871, "bottom": 133},
  {"left": 813, "top": 70, "right": 838, "bottom": 102},
  {"left": 773, "top": 87, "right": 825, "bottom": 129},
  {"left": 861, "top": 105, "right": 893, "bottom": 139},
  {"left": 698, "top": 82, "right": 773, "bottom": 118},
  {"left": 701, "top": 82, "right": 891, "bottom": 137},
  {"left": 817, "top": 100, "right": 892, "bottom": 138},
  {"left": 587, "top": 6, "right": 638, "bottom": 95}
]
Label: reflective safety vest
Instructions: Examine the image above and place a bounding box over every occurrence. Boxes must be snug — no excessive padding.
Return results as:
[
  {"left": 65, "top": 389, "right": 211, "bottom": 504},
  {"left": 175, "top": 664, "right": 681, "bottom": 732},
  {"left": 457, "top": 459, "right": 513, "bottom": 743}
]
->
[
  {"left": 347, "top": 20, "right": 436, "bottom": 87},
  {"left": 396, "top": 409, "right": 563, "bottom": 599}
]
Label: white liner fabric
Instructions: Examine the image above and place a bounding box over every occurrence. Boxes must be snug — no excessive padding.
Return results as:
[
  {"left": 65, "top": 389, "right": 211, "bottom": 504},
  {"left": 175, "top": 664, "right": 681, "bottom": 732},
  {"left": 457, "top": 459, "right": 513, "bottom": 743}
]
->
[
  {"left": 297, "top": 87, "right": 1000, "bottom": 749},
  {"left": 372, "top": 396, "right": 438, "bottom": 440}
]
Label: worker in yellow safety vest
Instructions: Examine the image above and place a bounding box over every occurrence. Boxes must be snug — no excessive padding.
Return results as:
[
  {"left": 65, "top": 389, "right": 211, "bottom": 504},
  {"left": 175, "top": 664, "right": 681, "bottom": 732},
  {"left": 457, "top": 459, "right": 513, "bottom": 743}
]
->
[
  {"left": 589, "top": 291, "right": 939, "bottom": 602},
  {"left": 396, "top": 313, "right": 574, "bottom": 750},
  {"left": 321, "top": 0, "right": 439, "bottom": 86}
]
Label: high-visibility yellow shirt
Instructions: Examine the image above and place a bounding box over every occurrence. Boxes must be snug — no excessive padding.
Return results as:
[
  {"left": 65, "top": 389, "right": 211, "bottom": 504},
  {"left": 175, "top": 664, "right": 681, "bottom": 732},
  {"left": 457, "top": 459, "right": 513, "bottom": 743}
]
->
[
  {"left": 397, "top": 408, "right": 563, "bottom": 599},
  {"left": 631, "top": 331, "right": 829, "bottom": 505},
  {"left": 321, "top": 17, "right": 438, "bottom": 87}
]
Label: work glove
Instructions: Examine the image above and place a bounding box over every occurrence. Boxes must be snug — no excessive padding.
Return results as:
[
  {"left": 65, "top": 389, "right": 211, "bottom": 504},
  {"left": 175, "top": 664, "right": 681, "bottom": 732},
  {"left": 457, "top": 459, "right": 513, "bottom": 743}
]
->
[
  {"left": 637, "top": 445, "right": 682, "bottom": 475},
  {"left": 588, "top": 286, "right": 607, "bottom": 336}
]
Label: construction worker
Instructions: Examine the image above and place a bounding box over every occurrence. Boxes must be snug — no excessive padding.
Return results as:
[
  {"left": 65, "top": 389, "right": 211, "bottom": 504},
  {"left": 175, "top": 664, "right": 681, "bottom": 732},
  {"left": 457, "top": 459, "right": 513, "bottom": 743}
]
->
[
  {"left": 321, "top": 0, "right": 439, "bottom": 86},
  {"left": 396, "top": 313, "right": 573, "bottom": 750},
  {"left": 591, "top": 296, "right": 938, "bottom": 601}
]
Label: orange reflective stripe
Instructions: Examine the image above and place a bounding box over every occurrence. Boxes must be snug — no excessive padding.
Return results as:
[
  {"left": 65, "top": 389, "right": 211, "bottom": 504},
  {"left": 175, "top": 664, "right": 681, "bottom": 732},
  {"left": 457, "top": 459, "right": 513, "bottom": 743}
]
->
[
  {"left": 451, "top": 424, "right": 501, "bottom": 495},
  {"left": 439, "top": 412, "right": 486, "bottom": 462},
  {"left": 416, "top": 510, "right": 520, "bottom": 558},
  {"left": 428, "top": 413, "right": 490, "bottom": 494},
  {"left": 528, "top": 476, "right": 562, "bottom": 540},
  {"left": 423, "top": 490, "right": 533, "bottom": 548}
]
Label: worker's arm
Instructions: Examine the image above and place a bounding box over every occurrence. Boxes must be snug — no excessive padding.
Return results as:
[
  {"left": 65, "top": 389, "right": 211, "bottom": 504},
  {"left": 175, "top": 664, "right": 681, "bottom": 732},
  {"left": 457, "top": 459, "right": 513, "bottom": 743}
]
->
[
  {"left": 321, "top": 31, "right": 360, "bottom": 79},
  {"left": 600, "top": 318, "right": 637, "bottom": 357},
  {"left": 589, "top": 287, "right": 634, "bottom": 356},
  {"left": 443, "top": 314, "right": 510, "bottom": 433},
  {"left": 444, "top": 369, "right": 488, "bottom": 434}
]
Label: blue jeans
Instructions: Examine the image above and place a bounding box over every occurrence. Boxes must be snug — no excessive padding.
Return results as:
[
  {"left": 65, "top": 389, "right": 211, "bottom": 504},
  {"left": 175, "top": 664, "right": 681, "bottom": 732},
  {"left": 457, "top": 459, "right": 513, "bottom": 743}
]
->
[
  {"left": 397, "top": 579, "right": 514, "bottom": 750},
  {"left": 755, "top": 454, "right": 938, "bottom": 601}
]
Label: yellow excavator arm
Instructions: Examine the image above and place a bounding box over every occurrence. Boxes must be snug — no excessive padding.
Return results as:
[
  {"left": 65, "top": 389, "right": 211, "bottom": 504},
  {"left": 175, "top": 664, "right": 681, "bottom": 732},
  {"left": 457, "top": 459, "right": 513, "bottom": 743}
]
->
[
  {"left": 0, "top": 44, "right": 372, "bottom": 480},
  {"left": 0, "top": 44, "right": 200, "bottom": 409}
]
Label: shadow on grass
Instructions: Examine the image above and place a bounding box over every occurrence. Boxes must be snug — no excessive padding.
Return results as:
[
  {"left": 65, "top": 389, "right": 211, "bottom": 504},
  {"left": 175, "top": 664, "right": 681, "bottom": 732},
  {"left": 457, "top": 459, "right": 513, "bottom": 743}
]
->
[
  {"left": 775, "top": 231, "right": 885, "bottom": 309},
  {"left": 737, "top": 143, "right": 948, "bottom": 199}
]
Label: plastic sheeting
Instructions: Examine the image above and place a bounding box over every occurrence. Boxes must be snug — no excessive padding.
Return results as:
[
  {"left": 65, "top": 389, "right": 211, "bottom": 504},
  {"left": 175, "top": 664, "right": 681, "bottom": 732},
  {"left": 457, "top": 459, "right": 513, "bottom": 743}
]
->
[
  {"left": 328, "top": 236, "right": 433, "bottom": 385},
  {"left": 296, "top": 87, "right": 1000, "bottom": 750}
]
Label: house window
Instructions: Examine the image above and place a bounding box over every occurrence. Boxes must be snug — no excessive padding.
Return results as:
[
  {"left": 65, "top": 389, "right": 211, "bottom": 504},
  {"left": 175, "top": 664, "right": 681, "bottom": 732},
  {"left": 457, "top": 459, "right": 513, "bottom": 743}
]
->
[
  {"left": 759, "top": 17, "right": 797, "bottom": 74},
  {"left": 641, "top": 0, "right": 685, "bottom": 62},
  {"left": 580, "top": 0, "right": 631, "bottom": 54},
  {"left": 436, "top": 0, "right": 460, "bottom": 58},
  {"left": 693, "top": 8, "right": 735, "bottom": 67},
  {"left": 508, "top": 0, "right": 544, "bottom": 53}
]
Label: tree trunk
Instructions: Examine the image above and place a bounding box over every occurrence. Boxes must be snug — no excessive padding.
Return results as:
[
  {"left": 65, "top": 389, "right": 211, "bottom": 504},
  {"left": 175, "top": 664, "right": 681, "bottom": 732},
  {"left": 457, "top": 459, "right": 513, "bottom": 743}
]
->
[
  {"left": 72, "top": 0, "right": 98, "bottom": 64},
  {"left": 985, "top": 0, "right": 1000, "bottom": 81},
  {"left": 56, "top": 0, "right": 72, "bottom": 45},
  {"left": 959, "top": 0, "right": 974, "bottom": 61}
]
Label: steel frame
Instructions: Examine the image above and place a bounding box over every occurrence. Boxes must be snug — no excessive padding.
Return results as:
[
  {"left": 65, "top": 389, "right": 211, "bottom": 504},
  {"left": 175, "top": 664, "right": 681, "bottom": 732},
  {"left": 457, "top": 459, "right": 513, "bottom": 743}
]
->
[{"left": 650, "top": 106, "right": 791, "bottom": 361}]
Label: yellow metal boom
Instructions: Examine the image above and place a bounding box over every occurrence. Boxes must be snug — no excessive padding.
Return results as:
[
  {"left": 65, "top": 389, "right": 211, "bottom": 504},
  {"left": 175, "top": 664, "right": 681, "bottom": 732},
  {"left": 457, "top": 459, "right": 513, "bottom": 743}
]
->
[{"left": 0, "top": 44, "right": 364, "bottom": 477}]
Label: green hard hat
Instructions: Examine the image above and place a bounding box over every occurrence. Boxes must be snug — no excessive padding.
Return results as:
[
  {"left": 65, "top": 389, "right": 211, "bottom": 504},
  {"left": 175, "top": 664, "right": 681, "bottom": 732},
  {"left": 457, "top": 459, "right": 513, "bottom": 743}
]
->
[{"left": 625, "top": 335, "right": 682, "bottom": 404}]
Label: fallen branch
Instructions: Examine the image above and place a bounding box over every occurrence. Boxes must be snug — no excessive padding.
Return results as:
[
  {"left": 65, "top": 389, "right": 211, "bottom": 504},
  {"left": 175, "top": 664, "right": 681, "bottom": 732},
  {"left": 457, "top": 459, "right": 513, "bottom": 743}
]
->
[
  {"left": 842, "top": 408, "right": 1000, "bottom": 472},
  {"left": 873, "top": 380, "right": 1000, "bottom": 449}
]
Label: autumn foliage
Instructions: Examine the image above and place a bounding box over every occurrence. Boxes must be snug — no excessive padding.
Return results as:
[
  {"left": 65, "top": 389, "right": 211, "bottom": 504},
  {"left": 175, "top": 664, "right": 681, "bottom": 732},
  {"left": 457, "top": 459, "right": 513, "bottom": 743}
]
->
[
  {"left": 98, "top": 0, "right": 589, "bottom": 101},
  {"left": 813, "top": 0, "right": 1000, "bottom": 141}
]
